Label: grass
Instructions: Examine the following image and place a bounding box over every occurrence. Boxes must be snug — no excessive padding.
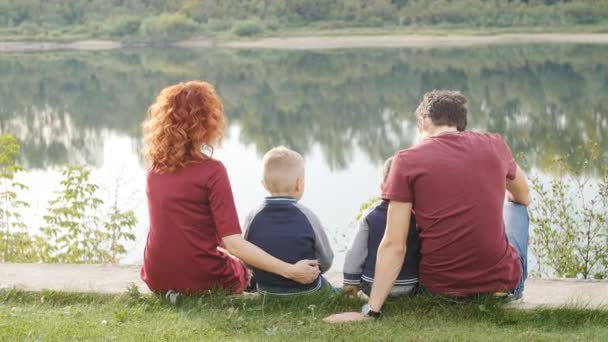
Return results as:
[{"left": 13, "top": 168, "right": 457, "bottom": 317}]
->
[{"left": 2, "top": 287, "right": 608, "bottom": 341}]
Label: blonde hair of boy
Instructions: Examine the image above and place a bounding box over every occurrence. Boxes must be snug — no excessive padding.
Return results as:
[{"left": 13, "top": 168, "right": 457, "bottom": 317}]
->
[
  {"left": 262, "top": 146, "right": 305, "bottom": 197},
  {"left": 382, "top": 156, "right": 394, "bottom": 183}
]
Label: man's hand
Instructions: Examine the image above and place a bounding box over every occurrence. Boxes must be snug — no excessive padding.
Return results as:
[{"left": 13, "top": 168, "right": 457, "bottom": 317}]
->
[
  {"left": 323, "top": 312, "right": 368, "bottom": 324},
  {"left": 506, "top": 164, "right": 531, "bottom": 207},
  {"left": 287, "top": 259, "right": 320, "bottom": 284}
]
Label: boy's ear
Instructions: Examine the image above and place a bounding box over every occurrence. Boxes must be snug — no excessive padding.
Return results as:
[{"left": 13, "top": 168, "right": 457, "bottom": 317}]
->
[
  {"left": 261, "top": 179, "right": 269, "bottom": 192},
  {"left": 295, "top": 177, "right": 304, "bottom": 192}
]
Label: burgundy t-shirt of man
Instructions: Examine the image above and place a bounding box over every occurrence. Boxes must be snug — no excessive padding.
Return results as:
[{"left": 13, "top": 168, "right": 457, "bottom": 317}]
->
[{"left": 382, "top": 131, "right": 522, "bottom": 296}]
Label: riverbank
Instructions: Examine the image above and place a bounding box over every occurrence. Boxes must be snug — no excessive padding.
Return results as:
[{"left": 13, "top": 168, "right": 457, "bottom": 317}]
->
[
  {"left": 3, "top": 33, "right": 608, "bottom": 52},
  {"left": 2, "top": 263, "right": 608, "bottom": 310}
]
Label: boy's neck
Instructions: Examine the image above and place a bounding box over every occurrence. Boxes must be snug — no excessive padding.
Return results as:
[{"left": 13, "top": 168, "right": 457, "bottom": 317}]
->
[{"left": 267, "top": 192, "right": 299, "bottom": 201}]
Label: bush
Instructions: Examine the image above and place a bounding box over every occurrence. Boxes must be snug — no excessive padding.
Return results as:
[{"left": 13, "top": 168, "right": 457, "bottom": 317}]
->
[
  {"left": 104, "top": 15, "right": 141, "bottom": 37},
  {"left": 206, "top": 19, "right": 233, "bottom": 32},
  {"left": 0, "top": 134, "right": 34, "bottom": 263},
  {"left": 232, "top": 20, "right": 264, "bottom": 37},
  {"left": 41, "top": 165, "right": 136, "bottom": 264},
  {"left": 530, "top": 148, "right": 608, "bottom": 280},
  {"left": 140, "top": 13, "right": 199, "bottom": 39},
  {"left": 562, "top": 2, "right": 601, "bottom": 25}
]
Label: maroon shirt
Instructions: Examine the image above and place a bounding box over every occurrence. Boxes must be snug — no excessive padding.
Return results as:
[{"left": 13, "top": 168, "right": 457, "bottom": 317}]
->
[
  {"left": 382, "top": 131, "right": 521, "bottom": 296},
  {"left": 141, "top": 159, "right": 247, "bottom": 294}
]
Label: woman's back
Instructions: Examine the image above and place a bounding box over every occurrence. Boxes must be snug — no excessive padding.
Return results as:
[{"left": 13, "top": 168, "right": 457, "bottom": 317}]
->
[{"left": 141, "top": 159, "right": 246, "bottom": 294}]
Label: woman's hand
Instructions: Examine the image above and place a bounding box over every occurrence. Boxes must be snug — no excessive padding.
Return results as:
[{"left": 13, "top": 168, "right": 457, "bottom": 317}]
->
[
  {"left": 222, "top": 235, "right": 320, "bottom": 284},
  {"left": 286, "top": 259, "right": 321, "bottom": 284}
]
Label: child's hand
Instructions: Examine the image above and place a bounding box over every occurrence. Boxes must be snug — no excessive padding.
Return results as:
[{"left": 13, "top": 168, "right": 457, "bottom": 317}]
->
[{"left": 342, "top": 285, "right": 360, "bottom": 297}]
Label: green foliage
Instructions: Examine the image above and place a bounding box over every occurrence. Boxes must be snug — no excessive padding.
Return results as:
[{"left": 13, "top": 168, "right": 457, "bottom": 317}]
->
[
  {"left": 140, "top": 13, "right": 199, "bottom": 39},
  {"left": 355, "top": 197, "right": 380, "bottom": 221},
  {"left": 232, "top": 20, "right": 264, "bottom": 37},
  {"left": 530, "top": 146, "right": 608, "bottom": 279},
  {"left": 0, "top": 134, "right": 34, "bottom": 262},
  {"left": 104, "top": 15, "right": 141, "bottom": 37},
  {"left": 40, "top": 165, "right": 136, "bottom": 263},
  {"left": 2, "top": 0, "right": 608, "bottom": 40}
]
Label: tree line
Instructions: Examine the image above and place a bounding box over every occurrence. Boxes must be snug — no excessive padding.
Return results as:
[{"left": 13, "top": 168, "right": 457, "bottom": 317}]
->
[{"left": 1, "top": 0, "right": 608, "bottom": 40}]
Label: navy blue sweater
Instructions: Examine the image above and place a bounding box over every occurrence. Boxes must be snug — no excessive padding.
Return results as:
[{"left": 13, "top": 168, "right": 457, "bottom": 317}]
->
[
  {"left": 244, "top": 197, "right": 334, "bottom": 292},
  {"left": 343, "top": 200, "right": 420, "bottom": 287}
]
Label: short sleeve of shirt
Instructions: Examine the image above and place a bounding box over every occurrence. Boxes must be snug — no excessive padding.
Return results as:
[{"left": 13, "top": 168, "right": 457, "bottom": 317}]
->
[
  {"left": 208, "top": 161, "right": 242, "bottom": 238},
  {"left": 493, "top": 135, "right": 517, "bottom": 180},
  {"left": 381, "top": 152, "right": 414, "bottom": 203}
]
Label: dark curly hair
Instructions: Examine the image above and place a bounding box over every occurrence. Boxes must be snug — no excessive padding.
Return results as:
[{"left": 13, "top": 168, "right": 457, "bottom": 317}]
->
[
  {"left": 143, "top": 81, "right": 226, "bottom": 173},
  {"left": 415, "top": 90, "right": 467, "bottom": 131}
]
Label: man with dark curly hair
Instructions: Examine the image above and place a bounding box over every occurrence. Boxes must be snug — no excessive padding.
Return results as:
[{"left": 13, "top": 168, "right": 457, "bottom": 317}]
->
[{"left": 326, "top": 90, "right": 530, "bottom": 322}]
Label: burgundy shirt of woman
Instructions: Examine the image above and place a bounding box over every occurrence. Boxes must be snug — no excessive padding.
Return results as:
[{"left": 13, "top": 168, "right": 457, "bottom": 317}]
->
[{"left": 141, "top": 159, "right": 247, "bottom": 294}]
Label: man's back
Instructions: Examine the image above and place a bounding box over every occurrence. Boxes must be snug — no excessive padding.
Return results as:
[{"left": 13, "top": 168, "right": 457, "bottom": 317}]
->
[{"left": 383, "top": 131, "right": 521, "bottom": 295}]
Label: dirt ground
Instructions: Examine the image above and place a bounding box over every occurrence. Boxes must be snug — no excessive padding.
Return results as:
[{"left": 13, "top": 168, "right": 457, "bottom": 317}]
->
[
  {"left": 2, "top": 33, "right": 608, "bottom": 52},
  {"left": 1, "top": 263, "right": 607, "bottom": 309}
]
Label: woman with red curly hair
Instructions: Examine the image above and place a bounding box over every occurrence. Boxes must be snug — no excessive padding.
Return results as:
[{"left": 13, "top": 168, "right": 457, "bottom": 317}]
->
[{"left": 141, "top": 81, "right": 320, "bottom": 294}]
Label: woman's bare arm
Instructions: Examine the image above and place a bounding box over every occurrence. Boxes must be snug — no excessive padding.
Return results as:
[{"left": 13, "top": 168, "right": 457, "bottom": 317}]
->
[{"left": 222, "top": 234, "right": 320, "bottom": 284}]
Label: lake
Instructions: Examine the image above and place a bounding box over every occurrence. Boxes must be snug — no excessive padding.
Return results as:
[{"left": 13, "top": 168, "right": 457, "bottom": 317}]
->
[{"left": 1, "top": 44, "right": 607, "bottom": 270}]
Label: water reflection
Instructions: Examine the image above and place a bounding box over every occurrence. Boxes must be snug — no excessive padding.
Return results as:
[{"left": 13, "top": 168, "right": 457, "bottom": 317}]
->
[
  {"left": 1, "top": 45, "right": 607, "bottom": 173},
  {"left": 2, "top": 45, "right": 607, "bottom": 264}
]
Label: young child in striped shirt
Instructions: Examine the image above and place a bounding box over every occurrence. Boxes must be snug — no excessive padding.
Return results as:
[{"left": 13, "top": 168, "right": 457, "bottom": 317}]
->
[{"left": 343, "top": 156, "right": 420, "bottom": 297}]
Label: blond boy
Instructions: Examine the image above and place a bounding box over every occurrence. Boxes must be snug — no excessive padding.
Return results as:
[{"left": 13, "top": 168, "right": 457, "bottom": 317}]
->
[{"left": 243, "top": 146, "right": 334, "bottom": 295}]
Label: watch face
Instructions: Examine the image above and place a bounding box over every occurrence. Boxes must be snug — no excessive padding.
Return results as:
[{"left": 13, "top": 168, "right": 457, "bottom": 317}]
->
[{"left": 362, "top": 304, "right": 381, "bottom": 318}]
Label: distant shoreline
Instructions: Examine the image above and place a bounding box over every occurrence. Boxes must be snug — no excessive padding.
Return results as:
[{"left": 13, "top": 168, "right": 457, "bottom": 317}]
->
[{"left": 2, "top": 33, "right": 608, "bottom": 52}]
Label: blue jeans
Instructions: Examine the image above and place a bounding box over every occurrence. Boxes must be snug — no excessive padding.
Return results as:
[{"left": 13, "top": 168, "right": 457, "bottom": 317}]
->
[{"left": 504, "top": 201, "right": 530, "bottom": 299}]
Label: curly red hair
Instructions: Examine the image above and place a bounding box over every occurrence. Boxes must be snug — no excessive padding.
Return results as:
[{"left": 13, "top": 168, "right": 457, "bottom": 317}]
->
[{"left": 143, "top": 81, "right": 226, "bottom": 173}]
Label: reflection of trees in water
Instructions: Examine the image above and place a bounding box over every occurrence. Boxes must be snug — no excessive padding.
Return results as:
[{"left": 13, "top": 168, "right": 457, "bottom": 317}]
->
[
  {"left": 0, "top": 106, "right": 104, "bottom": 168},
  {"left": 0, "top": 46, "right": 606, "bottom": 171}
]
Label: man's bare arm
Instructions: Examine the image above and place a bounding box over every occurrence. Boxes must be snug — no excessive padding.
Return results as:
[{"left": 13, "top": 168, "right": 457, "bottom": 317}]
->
[
  {"left": 368, "top": 201, "right": 412, "bottom": 311},
  {"left": 506, "top": 164, "right": 531, "bottom": 207}
]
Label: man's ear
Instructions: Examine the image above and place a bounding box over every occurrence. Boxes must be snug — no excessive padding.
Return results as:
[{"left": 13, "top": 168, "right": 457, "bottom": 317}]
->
[
  {"left": 420, "top": 116, "right": 431, "bottom": 132},
  {"left": 261, "top": 179, "right": 270, "bottom": 192}
]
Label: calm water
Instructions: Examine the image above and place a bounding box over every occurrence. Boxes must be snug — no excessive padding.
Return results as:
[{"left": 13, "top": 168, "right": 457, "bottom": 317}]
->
[{"left": 1, "top": 45, "right": 607, "bottom": 269}]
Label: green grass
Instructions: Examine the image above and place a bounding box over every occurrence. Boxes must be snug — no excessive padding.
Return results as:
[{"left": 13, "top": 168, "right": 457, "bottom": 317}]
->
[{"left": 2, "top": 287, "right": 608, "bottom": 341}]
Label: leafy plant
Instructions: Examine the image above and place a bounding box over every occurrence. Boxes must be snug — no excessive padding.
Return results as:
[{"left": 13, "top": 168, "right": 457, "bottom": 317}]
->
[
  {"left": 355, "top": 196, "right": 380, "bottom": 221},
  {"left": 41, "top": 165, "right": 136, "bottom": 264},
  {"left": 530, "top": 147, "right": 608, "bottom": 279},
  {"left": 232, "top": 20, "right": 264, "bottom": 37},
  {"left": 140, "top": 13, "right": 199, "bottom": 38},
  {"left": 0, "top": 134, "right": 35, "bottom": 262}
]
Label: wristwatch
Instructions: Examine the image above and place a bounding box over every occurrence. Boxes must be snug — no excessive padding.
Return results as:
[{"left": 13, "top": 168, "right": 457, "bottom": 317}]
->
[{"left": 361, "top": 303, "right": 382, "bottom": 318}]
